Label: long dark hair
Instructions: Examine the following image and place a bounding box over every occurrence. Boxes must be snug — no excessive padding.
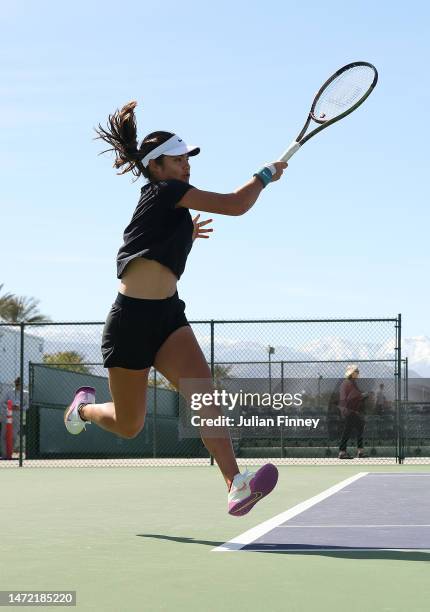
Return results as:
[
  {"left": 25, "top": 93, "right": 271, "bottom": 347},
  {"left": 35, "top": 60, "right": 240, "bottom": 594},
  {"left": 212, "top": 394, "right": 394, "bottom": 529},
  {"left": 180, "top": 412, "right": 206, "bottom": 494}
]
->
[{"left": 94, "top": 101, "right": 173, "bottom": 181}]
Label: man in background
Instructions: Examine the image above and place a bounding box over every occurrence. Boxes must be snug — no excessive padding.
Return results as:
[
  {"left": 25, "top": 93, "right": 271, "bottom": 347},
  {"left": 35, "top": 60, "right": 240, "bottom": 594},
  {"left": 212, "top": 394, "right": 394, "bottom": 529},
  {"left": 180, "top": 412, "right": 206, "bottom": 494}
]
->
[{"left": 0, "top": 377, "right": 28, "bottom": 458}]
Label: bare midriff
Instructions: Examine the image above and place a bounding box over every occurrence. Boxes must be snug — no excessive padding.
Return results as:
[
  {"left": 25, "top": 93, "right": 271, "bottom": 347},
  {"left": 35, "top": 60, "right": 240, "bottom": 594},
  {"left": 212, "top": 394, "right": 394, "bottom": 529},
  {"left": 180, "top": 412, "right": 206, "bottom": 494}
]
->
[{"left": 118, "top": 257, "right": 178, "bottom": 299}]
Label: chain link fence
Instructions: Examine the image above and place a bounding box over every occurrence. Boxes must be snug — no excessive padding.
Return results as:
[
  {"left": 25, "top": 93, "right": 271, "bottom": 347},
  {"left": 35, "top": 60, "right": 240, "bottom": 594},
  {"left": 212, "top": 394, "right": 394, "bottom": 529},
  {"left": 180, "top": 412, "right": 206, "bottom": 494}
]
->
[
  {"left": 0, "top": 315, "right": 418, "bottom": 467},
  {"left": 212, "top": 359, "right": 405, "bottom": 462}
]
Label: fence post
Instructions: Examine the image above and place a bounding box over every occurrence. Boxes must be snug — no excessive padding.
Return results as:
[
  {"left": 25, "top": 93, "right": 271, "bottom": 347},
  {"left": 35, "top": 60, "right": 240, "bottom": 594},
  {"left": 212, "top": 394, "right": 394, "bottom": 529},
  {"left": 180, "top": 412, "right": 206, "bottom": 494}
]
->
[
  {"left": 395, "top": 314, "right": 403, "bottom": 464},
  {"left": 404, "top": 357, "right": 408, "bottom": 401},
  {"left": 19, "top": 323, "right": 25, "bottom": 467},
  {"left": 210, "top": 320, "right": 215, "bottom": 466},
  {"left": 280, "top": 361, "right": 285, "bottom": 458},
  {"left": 153, "top": 368, "right": 157, "bottom": 459}
]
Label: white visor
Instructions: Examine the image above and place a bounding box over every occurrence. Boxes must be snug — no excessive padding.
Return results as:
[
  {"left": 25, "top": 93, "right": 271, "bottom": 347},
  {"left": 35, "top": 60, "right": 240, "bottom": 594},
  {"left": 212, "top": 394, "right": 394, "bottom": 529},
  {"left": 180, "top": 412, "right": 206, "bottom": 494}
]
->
[{"left": 141, "top": 134, "right": 200, "bottom": 168}]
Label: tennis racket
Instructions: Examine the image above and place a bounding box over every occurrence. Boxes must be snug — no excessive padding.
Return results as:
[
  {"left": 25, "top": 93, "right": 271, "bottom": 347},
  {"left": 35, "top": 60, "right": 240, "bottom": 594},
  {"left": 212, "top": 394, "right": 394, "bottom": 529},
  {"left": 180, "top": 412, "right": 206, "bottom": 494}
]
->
[{"left": 279, "top": 61, "right": 378, "bottom": 162}]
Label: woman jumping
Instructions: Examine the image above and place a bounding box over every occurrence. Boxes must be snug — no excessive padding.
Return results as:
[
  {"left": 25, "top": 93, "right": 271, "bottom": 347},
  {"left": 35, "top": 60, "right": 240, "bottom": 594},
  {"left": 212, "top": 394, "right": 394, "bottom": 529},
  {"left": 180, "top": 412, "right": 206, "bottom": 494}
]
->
[{"left": 64, "top": 101, "right": 287, "bottom": 515}]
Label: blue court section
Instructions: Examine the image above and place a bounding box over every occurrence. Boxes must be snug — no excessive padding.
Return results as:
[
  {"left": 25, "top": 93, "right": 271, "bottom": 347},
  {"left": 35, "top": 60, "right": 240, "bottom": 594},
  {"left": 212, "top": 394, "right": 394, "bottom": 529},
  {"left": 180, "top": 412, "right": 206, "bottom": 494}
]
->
[{"left": 244, "top": 474, "right": 430, "bottom": 551}]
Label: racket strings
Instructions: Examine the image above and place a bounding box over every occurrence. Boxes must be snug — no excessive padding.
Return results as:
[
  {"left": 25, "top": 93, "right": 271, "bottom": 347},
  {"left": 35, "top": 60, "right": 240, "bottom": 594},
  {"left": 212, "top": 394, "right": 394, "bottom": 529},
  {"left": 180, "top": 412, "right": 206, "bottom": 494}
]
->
[{"left": 314, "top": 65, "right": 376, "bottom": 121}]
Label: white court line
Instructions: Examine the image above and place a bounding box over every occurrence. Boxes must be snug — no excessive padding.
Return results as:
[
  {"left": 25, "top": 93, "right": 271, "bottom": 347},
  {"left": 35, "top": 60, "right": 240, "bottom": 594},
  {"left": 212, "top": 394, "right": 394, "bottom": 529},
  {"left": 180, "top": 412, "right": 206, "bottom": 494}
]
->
[
  {"left": 279, "top": 524, "right": 430, "bottom": 528},
  {"left": 366, "top": 473, "right": 430, "bottom": 476},
  {"left": 213, "top": 472, "right": 368, "bottom": 552}
]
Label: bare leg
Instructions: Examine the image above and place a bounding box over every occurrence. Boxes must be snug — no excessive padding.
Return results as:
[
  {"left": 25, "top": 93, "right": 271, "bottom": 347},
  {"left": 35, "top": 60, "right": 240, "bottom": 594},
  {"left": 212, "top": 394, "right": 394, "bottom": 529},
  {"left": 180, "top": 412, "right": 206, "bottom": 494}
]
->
[
  {"left": 80, "top": 367, "right": 150, "bottom": 439},
  {"left": 154, "top": 326, "right": 239, "bottom": 489}
]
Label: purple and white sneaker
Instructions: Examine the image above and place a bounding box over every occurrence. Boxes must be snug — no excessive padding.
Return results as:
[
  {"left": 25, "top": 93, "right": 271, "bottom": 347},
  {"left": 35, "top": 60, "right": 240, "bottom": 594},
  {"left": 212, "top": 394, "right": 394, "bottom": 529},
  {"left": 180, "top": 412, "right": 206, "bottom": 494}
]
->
[
  {"left": 64, "top": 386, "right": 95, "bottom": 435},
  {"left": 228, "top": 463, "right": 278, "bottom": 516}
]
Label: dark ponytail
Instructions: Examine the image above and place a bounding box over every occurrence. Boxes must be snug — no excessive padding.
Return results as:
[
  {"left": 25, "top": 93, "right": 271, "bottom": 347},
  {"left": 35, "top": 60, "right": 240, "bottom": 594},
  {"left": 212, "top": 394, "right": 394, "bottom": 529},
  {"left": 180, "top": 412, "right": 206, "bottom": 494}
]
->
[{"left": 94, "top": 101, "right": 173, "bottom": 181}]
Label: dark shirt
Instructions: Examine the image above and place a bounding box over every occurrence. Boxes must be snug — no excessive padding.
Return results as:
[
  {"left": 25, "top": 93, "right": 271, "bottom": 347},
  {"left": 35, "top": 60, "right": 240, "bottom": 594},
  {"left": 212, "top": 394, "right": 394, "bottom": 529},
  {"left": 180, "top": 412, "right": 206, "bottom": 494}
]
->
[
  {"left": 116, "top": 179, "right": 195, "bottom": 280},
  {"left": 339, "top": 379, "right": 364, "bottom": 414}
]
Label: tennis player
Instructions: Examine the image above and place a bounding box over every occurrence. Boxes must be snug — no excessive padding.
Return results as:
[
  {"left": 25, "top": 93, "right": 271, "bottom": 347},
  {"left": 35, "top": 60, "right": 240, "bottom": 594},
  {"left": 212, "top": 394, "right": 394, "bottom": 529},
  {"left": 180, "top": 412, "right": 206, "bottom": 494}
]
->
[{"left": 64, "top": 101, "right": 286, "bottom": 516}]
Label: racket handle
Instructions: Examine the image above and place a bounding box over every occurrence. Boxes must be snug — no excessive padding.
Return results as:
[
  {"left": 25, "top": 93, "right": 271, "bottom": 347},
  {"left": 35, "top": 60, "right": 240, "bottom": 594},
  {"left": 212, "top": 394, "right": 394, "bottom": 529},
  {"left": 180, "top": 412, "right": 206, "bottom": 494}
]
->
[{"left": 279, "top": 140, "right": 301, "bottom": 162}]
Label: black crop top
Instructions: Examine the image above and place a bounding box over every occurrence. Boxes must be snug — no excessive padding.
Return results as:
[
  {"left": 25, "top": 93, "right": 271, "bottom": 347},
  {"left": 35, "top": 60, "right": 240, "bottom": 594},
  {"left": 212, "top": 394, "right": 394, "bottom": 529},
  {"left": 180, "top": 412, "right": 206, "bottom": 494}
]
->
[{"left": 116, "top": 179, "right": 195, "bottom": 280}]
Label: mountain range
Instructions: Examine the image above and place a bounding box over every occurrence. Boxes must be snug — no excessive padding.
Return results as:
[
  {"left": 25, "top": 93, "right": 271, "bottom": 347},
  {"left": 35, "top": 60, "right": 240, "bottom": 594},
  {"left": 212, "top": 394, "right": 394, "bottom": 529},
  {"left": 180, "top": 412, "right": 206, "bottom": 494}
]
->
[{"left": 28, "top": 329, "right": 430, "bottom": 379}]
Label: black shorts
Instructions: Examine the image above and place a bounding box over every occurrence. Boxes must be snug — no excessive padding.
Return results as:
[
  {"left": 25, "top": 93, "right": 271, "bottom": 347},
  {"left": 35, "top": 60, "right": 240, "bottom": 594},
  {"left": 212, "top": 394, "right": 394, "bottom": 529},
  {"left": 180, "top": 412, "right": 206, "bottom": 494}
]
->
[{"left": 101, "top": 292, "right": 189, "bottom": 370}]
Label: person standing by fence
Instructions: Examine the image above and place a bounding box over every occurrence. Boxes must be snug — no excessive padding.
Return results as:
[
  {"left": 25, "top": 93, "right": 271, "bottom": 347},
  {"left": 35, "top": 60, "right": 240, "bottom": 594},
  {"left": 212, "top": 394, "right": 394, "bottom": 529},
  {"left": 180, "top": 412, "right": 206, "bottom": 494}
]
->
[
  {"left": 338, "top": 365, "right": 368, "bottom": 459},
  {"left": 0, "top": 377, "right": 28, "bottom": 458}
]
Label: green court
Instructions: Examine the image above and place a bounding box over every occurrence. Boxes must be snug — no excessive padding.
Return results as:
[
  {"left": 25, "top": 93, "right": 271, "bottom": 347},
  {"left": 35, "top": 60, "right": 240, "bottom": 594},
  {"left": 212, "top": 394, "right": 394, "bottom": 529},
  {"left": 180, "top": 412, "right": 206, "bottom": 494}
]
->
[{"left": 2, "top": 463, "right": 430, "bottom": 611}]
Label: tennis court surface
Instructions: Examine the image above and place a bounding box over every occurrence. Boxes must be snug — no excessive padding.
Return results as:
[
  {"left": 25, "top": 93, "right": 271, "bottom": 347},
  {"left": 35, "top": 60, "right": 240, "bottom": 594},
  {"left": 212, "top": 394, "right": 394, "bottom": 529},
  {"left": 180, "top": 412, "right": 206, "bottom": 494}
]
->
[
  {"left": 216, "top": 472, "right": 430, "bottom": 552},
  {"left": 1, "top": 465, "right": 430, "bottom": 611}
]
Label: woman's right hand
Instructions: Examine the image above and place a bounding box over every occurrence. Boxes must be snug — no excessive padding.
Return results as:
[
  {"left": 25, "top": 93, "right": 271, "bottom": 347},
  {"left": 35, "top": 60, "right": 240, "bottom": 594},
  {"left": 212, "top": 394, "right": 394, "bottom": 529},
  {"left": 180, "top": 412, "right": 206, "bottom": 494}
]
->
[{"left": 269, "top": 161, "right": 288, "bottom": 182}]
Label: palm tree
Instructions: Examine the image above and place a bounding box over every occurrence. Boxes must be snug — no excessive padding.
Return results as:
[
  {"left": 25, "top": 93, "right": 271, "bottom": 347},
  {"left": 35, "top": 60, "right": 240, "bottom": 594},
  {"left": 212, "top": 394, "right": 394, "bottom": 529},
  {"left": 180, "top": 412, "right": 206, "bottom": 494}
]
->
[
  {"left": 0, "top": 283, "right": 14, "bottom": 318},
  {"left": 148, "top": 370, "right": 177, "bottom": 390},
  {"left": 213, "top": 364, "right": 233, "bottom": 387},
  {"left": 43, "top": 351, "right": 91, "bottom": 374},
  {"left": 0, "top": 284, "right": 51, "bottom": 323}
]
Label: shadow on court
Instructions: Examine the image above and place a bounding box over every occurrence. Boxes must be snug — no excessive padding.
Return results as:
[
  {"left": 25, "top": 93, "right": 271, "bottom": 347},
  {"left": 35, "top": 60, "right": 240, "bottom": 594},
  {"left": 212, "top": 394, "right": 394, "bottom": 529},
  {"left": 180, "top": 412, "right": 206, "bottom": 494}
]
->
[
  {"left": 137, "top": 533, "right": 223, "bottom": 547},
  {"left": 255, "top": 549, "right": 430, "bottom": 562},
  {"left": 137, "top": 535, "right": 430, "bottom": 561}
]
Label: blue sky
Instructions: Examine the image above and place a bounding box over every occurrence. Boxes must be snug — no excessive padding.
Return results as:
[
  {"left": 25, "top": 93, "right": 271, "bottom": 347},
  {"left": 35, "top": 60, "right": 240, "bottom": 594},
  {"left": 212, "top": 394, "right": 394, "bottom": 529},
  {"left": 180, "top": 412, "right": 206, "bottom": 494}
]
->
[{"left": 1, "top": 0, "right": 429, "bottom": 338}]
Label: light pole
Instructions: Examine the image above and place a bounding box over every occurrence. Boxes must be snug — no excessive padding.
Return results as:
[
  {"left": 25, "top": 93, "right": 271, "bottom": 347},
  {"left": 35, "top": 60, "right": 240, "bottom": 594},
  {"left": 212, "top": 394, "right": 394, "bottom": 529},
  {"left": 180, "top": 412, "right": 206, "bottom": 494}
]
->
[
  {"left": 268, "top": 346, "right": 275, "bottom": 396},
  {"left": 318, "top": 374, "right": 323, "bottom": 408}
]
